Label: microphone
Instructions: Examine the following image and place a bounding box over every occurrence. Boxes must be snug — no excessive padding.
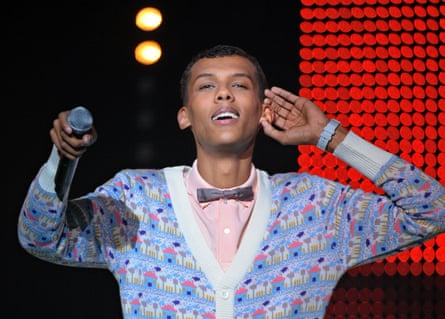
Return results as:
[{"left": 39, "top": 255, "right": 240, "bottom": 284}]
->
[{"left": 55, "top": 106, "right": 93, "bottom": 201}]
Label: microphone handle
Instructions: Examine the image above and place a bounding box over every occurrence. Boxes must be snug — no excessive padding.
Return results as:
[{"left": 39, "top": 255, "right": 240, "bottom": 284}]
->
[{"left": 55, "top": 157, "right": 79, "bottom": 201}]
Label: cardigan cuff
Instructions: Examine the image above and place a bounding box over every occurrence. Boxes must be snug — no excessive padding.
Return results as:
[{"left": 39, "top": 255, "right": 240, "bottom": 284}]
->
[
  {"left": 38, "top": 145, "right": 60, "bottom": 192},
  {"left": 333, "top": 131, "right": 393, "bottom": 181}
]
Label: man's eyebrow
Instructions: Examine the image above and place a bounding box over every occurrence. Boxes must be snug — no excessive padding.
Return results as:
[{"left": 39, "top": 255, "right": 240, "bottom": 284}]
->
[
  {"left": 194, "top": 72, "right": 253, "bottom": 81},
  {"left": 194, "top": 73, "right": 213, "bottom": 81},
  {"left": 232, "top": 73, "right": 253, "bottom": 80}
]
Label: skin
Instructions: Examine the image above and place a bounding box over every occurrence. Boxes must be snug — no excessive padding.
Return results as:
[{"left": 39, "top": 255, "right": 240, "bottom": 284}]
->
[{"left": 50, "top": 55, "right": 347, "bottom": 189}]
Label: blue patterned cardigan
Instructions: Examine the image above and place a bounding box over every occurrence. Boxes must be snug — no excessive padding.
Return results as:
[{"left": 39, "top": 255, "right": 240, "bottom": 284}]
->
[{"left": 18, "top": 138, "right": 444, "bottom": 319}]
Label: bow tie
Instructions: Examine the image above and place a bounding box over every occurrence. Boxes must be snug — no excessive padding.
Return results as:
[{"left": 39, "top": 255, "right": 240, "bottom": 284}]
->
[{"left": 197, "top": 186, "right": 254, "bottom": 203}]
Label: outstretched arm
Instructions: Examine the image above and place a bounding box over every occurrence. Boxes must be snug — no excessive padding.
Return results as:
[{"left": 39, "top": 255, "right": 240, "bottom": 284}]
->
[{"left": 18, "top": 108, "right": 105, "bottom": 267}]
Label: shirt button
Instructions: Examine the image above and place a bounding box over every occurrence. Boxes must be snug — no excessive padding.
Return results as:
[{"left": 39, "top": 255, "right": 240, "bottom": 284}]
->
[
  {"left": 221, "top": 290, "right": 230, "bottom": 299},
  {"left": 223, "top": 228, "right": 231, "bottom": 234}
]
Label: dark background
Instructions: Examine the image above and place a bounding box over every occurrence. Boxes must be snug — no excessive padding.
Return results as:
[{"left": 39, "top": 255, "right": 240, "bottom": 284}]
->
[
  {"left": 8, "top": 1, "right": 299, "bottom": 318},
  {"left": 8, "top": 2, "right": 444, "bottom": 318}
]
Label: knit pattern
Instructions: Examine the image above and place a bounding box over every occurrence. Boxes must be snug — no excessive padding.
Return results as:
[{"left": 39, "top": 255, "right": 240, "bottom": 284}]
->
[{"left": 18, "top": 158, "right": 445, "bottom": 319}]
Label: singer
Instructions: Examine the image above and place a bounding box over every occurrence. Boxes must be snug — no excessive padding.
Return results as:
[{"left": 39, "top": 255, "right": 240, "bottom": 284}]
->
[{"left": 18, "top": 45, "right": 445, "bottom": 319}]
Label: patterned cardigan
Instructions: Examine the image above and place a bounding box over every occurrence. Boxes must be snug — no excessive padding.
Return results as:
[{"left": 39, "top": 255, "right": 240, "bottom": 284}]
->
[{"left": 18, "top": 153, "right": 445, "bottom": 319}]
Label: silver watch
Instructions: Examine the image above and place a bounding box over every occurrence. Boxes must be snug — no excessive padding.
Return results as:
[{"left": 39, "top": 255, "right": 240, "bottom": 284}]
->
[{"left": 316, "top": 119, "right": 341, "bottom": 151}]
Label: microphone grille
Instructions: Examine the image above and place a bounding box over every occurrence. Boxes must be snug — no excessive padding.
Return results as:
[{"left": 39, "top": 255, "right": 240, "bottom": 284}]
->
[{"left": 68, "top": 106, "right": 93, "bottom": 135}]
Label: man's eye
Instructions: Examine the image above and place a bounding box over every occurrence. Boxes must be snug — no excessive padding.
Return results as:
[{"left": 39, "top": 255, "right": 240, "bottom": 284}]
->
[
  {"left": 199, "top": 84, "right": 214, "bottom": 90},
  {"left": 233, "top": 83, "right": 247, "bottom": 88}
]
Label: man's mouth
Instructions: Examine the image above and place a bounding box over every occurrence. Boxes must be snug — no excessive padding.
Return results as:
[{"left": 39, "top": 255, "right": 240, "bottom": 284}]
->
[{"left": 211, "top": 112, "right": 239, "bottom": 121}]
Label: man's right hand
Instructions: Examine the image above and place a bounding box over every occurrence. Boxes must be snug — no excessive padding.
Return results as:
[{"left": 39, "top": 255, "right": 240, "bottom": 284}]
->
[{"left": 50, "top": 109, "right": 98, "bottom": 160}]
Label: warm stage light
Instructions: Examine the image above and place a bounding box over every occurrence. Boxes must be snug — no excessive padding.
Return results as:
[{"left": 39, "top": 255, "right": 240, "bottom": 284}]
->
[
  {"left": 136, "top": 7, "right": 162, "bottom": 31},
  {"left": 134, "top": 41, "right": 162, "bottom": 65}
]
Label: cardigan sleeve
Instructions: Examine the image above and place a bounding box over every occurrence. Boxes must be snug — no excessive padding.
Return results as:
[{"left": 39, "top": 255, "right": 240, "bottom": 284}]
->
[
  {"left": 17, "top": 146, "right": 121, "bottom": 268},
  {"left": 329, "top": 133, "right": 445, "bottom": 267},
  {"left": 18, "top": 144, "right": 164, "bottom": 270}
]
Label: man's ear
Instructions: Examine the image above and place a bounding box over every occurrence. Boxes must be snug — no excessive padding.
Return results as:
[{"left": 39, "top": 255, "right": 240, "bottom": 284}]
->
[
  {"left": 177, "top": 106, "right": 191, "bottom": 130},
  {"left": 260, "top": 103, "right": 274, "bottom": 124}
]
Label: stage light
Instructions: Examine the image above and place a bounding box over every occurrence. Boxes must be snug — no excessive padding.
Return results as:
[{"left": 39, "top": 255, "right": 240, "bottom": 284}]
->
[
  {"left": 135, "top": 7, "right": 162, "bottom": 31},
  {"left": 134, "top": 6, "right": 163, "bottom": 65},
  {"left": 134, "top": 40, "right": 162, "bottom": 65}
]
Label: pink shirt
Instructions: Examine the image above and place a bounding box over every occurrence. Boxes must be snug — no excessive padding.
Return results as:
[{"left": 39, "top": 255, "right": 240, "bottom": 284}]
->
[{"left": 184, "top": 160, "right": 257, "bottom": 271}]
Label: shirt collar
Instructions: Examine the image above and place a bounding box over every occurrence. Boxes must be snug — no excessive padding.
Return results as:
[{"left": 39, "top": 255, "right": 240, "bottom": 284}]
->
[{"left": 185, "top": 159, "right": 257, "bottom": 203}]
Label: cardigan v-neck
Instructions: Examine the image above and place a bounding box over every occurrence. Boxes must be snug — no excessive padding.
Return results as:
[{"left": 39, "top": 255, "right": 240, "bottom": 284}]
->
[{"left": 164, "top": 165, "right": 272, "bottom": 318}]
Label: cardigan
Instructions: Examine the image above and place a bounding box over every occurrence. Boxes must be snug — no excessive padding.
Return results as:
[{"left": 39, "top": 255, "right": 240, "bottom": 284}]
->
[
  {"left": 18, "top": 132, "right": 444, "bottom": 318},
  {"left": 18, "top": 154, "right": 445, "bottom": 318}
]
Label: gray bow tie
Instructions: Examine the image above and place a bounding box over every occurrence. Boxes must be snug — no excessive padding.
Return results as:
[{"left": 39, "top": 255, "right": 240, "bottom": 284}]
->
[{"left": 197, "top": 186, "right": 254, "bottom": 203}]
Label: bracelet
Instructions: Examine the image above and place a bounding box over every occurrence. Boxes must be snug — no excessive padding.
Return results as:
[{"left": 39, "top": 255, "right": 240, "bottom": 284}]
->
[{"left": 316, "top": 119, "right": 341, "bottom": 151}]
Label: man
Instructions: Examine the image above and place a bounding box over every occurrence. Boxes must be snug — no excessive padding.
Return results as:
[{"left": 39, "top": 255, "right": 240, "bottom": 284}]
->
[{"left": 18, "top": 44, "right": 445, "bottom": 318}]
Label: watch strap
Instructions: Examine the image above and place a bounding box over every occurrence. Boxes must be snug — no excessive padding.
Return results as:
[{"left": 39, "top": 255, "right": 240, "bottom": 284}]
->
[{"left": 316, "top": 119, "right": 341, "bottom": 151}]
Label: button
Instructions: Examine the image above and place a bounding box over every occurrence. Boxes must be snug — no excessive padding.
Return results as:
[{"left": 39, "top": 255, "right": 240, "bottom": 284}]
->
[
  {"left": 223, "top": 228, "right": 231, "bottom": 234},
  {"left": 220, "top": 290, "right": 230, "bottom": 299}
]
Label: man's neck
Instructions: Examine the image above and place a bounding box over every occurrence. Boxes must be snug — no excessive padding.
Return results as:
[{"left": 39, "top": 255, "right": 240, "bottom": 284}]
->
[{"left": 195, "top": 156, "right": 253, "bottom": 189}]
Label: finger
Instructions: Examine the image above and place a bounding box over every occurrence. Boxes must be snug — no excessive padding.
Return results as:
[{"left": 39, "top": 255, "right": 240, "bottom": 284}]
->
[
  {"left": 267, "top": 88, "right": 309, "bottom": 123},
  {"left": 60, "top": 137, "right": 85, "bottom": 159},
  {"left": 261, "top": 120, "right": 289, "bottom": 145},
  {"left": 270, "top": 86, "right": 308, "bottom": 112},
  {"left": 80, "top": 129, "right": 97, "bottom": 147},
  {"left": 50, "top": 129, "right": 78, "bottom": 160},
  {"left": 270, "top": 86, "right": 300, "bottom": 105},
  {"left": 265, "top": 90, "right": 294, "bottom": 113},
  {"left": 58, "top": 110, "right": 73, "bottom": 135},
  {"left": 50, "top": 126, "right": 87, "bottom": 159},
  {"left": 264, "top": 97, "right": 288, "bottom": 124},
  {"left": 273, "top": 113, "right": 291, "bottom": 130}
]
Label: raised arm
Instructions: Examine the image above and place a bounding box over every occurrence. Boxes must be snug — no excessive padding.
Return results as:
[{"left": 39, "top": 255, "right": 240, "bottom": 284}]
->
[{"left": 261, "top": 86, "right": 347, "bottom": 152}]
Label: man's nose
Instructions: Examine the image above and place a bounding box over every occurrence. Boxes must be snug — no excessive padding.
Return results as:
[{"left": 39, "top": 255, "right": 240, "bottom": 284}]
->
[{"left": 216, "top": 91, "right": 233, "bottom": 101}]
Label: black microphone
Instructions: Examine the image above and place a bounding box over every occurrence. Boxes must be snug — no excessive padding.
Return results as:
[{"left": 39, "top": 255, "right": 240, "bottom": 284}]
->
[{"left": 55, "top": 106, "right": 93, "bottom": 201}]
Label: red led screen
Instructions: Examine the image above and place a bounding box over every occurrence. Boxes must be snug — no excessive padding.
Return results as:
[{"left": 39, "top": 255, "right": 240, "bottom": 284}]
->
[{"left": 299, "top": 0, "right": 444, "bottom": 317}]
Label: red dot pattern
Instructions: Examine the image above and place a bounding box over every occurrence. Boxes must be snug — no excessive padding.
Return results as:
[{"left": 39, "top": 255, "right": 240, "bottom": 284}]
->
[{"left": 299, "top": 0, "right": 444, "bottom": 317}]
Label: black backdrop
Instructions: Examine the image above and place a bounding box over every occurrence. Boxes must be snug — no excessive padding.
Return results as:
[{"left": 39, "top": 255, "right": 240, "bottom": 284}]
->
[
  {"left": 8, "top": 1, "right": 444, "bottom": 318},
  {"left": 8, "top": 1, "right": 299, "bottom": 318}
]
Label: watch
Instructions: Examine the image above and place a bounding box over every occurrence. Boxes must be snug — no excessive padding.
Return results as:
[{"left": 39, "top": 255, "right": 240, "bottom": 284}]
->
[{"left": 316, "top": 119, "right": 341, "bottom": 151}]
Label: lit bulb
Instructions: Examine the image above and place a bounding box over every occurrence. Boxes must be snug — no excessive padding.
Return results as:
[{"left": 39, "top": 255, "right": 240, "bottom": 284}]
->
[
  {"left": 135, "top": 41, "right": 162, "bottom": 65},
  {"left": 136, "top": 7, "right": 162, "bottom": 31}
]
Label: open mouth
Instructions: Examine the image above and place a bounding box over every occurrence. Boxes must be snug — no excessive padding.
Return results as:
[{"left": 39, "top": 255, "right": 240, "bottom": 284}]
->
[{"left": 211, "top": 111, "right": 239, "bottom": 121}]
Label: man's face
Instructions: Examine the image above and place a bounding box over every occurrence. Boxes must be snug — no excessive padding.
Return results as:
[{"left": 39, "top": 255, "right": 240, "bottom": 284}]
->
[{"left": 177, "top": 55, "right": 265, "bottom": 155}]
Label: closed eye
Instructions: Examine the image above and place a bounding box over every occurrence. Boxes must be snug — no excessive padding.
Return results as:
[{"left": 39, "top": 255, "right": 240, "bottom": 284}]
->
[
  {"left": 199, "top": 83, "right": 215, "bottom": 90},
  {"left": 232, "top": 83, "right": 248, "bottom": 88}
]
